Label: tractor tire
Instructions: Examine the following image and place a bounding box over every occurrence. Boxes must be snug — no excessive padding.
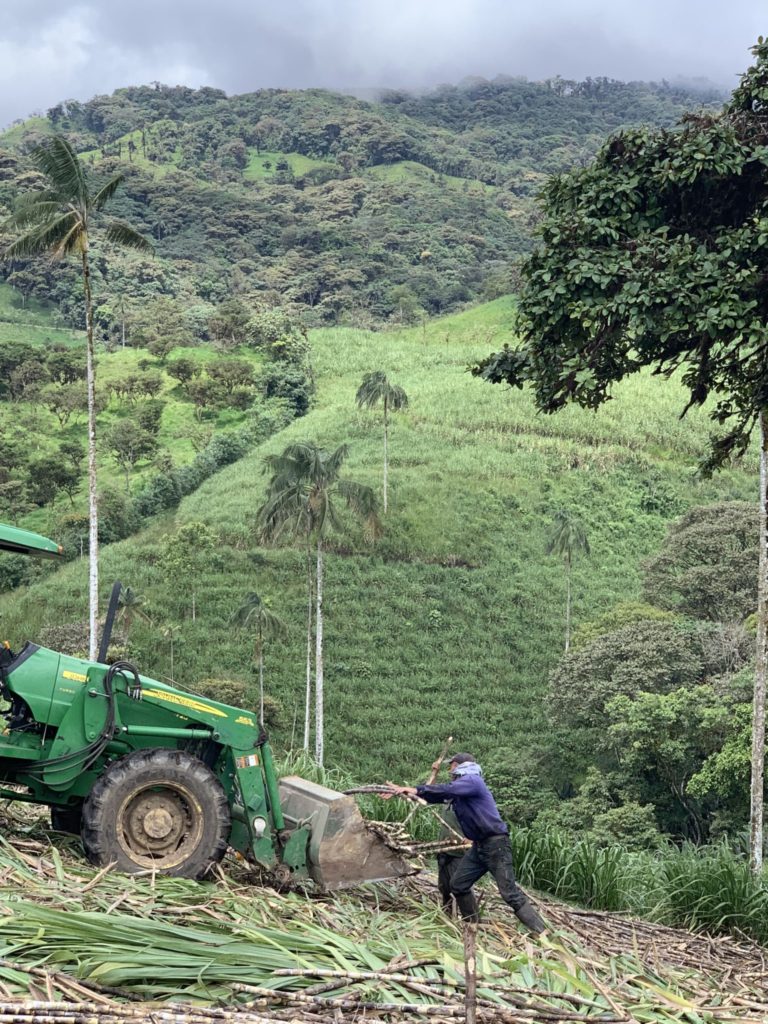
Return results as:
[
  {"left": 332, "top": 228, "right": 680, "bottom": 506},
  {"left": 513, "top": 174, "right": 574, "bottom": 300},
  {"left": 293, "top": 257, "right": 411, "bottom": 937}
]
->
[
  {"left": 81, "top": 748, "right": 230, "bottom": 878},
  {"left": 50, "top": 803, "right": 83, "bottom": 835}
]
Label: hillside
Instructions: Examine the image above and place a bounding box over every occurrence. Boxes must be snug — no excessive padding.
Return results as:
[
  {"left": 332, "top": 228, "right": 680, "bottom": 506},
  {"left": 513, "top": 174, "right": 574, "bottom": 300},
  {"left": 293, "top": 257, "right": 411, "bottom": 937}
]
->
[
  {"left": 0, "top": 299, "right": 754, "bottom": 783},
  {"left": 0, "top": 280, "right": 304, "bottom": 570},
  {"left": 0, "top": 78, "right": 721, "bottom": 329}
]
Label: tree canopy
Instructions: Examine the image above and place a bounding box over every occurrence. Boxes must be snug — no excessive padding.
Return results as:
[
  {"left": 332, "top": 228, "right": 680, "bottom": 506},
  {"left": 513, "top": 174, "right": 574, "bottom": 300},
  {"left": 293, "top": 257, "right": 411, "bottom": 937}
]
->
[
  {"left": 1, "top": 75, "right": 717, "bottom": 330},
  {"left": 474, "top": 40, "right": 768, "bottom": 473}
]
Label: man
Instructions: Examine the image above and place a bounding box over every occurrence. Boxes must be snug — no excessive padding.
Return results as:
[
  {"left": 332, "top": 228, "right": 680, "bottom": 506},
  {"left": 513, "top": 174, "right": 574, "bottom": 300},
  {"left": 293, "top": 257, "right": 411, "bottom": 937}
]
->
[{"left": 388, "top": 752, "right": 547, "bottom": 934}]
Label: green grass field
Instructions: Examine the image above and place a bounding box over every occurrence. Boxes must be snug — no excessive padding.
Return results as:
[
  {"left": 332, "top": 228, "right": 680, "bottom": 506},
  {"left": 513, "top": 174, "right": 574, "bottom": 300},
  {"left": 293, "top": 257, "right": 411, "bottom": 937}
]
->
[
  {"left": 0, "top": 116, "right": 52, "bottom": 149},
  {"left": 244, "top": 149, "right": 331, "bottom": 180},
  {"left": 366, "top": 160, "right": 493, "bottom": 193},
  {"left": 0, "top": 298, "right": 755, "bottom": 782},
  {"left": 0, "top": 284, "right": 84, "bottom": 346},
  {"left": 79, "top": 130, "right": 182, "bottom": 178}
]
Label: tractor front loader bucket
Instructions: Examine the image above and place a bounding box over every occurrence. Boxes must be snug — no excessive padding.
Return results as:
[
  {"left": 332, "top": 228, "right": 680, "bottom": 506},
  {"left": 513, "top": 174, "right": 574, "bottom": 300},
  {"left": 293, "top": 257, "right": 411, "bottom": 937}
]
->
[{"left": 279, "top": 775, "right": 412, "bottom": 890}]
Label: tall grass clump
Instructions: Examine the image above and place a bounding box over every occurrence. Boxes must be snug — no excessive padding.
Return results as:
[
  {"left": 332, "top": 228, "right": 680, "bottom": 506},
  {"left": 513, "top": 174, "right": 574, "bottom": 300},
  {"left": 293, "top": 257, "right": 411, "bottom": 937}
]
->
[
  {"left": 657, "top": 842, "right": 768, "bottom": 941},
  {"left": 510, "top": 827, "right": 648, "bottom": 911},
  {"left": 509, "top": 826, "right": 768, "bottom": 942}
]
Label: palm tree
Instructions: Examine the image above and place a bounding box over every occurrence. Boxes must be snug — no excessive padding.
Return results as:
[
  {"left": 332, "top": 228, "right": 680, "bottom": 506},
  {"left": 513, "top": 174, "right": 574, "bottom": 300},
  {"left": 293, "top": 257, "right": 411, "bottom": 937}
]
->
[
  {"left": 232, "top": 593, "right": 287, "bottom": 726},
  {"left": 750, "top": 412, "right": 768, "bottom": 872},
  {"left": 117, "top": 586, "right": 152, "bottom": 635},
  {"left": 3, "top": 136, "right": 152, "bottom": 660},
  {"left": 546, "top": 510, "right": 590, "bottom": 653},
  {"left": 355, "top": 371, "right": 408, "bottom": 513},
  {"left": 258, "top": 442, "right": 380, "bottom": 764},
  {"left": 258, "top": 462, "right": 314, "bottom": 751}
]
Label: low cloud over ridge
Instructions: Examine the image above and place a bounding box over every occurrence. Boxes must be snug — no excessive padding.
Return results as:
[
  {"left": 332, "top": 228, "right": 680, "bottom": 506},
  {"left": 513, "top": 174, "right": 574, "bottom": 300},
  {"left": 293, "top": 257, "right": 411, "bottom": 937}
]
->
[{"left": 0, "top": 0, "right": 763, "bottom": 126}]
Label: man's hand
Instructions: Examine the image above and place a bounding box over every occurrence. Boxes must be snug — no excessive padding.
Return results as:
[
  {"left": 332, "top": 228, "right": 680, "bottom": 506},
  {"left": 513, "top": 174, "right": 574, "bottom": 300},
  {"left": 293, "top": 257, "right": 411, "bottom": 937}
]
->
[
  {"left": 380, "top": 782, "right": 418, "bottom": 800},
  {"left": 431, "top": 759, "right": 443, "bottom": 772}
]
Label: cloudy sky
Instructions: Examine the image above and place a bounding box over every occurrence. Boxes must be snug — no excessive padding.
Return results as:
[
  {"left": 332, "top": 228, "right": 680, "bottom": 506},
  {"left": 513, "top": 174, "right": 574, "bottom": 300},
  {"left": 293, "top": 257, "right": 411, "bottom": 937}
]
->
[{"left": 0, "top": 0, "right": 763, "bottom": 127}]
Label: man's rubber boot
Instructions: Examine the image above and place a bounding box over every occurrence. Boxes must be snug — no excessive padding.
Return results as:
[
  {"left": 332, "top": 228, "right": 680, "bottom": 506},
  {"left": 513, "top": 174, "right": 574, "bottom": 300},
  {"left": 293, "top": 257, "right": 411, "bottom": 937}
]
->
[
  {"left": 515, "top": 900, "right": 546, "bottom": 934},
  {"left": 453, "top": 891, "right": 480, "bottom": 922}
]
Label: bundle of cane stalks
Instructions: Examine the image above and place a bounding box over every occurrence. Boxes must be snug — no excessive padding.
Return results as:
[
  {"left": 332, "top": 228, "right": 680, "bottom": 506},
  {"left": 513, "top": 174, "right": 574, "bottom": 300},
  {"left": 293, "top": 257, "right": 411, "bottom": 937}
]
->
[{"left": 0, "top": 812, "right": 766, "bottom": 1023}]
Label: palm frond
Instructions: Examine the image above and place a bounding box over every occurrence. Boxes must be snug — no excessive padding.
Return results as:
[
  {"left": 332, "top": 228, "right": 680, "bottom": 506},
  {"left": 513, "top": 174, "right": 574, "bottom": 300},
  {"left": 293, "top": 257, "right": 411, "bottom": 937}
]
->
[
  {"left": 33, "top": 135, "right": 88, "bottom": 205},
  {"left": 5, "top": 191, "right": 63, "bottom": 230},
  {"left": 546, "top": 510, "right": 590, "bottom": 560},
  {"left": 355, "top": 371, "right": 409, "bottom": 411},
  {"left": 54, "top": 218, "right": 87, "bottom": 258},
  {"left": 258, "top": 483, "right": 311, "bottom": 543},
  {"left": 355, "top": 370, "right": 388, "bottom": 408},
  {"left": 235, "top": 596, "right": 288, "bottom": 640},
  {"left": 325, "top": 443, "right": 350, "bottom": 481},
  {"left": 232, "top": 592, "right": 263, "bottom": 628},
  {"left": 4, "top": 211, "right": 81, "bottom": 259},
  {"left": 263, "top": 441, "right": 339, "bottom": 499},
  {"left": 337, "top": 480, "right": 382, "bottom": 540},
  {"left": 104, "top": 220, "right": 153, "bottom": 253},
  {"left": 387, "top": 383, "right": 409, "bottom": 411},
  {"left": 93, "top": 173, "right": 126, "bottom": 211}
]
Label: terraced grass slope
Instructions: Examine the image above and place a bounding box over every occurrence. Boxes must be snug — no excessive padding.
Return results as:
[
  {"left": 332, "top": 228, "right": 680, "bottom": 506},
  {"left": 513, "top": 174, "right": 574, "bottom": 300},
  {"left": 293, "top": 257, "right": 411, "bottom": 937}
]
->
[{"left": 0, "top": 300, "right": 755, "bottom": 780}]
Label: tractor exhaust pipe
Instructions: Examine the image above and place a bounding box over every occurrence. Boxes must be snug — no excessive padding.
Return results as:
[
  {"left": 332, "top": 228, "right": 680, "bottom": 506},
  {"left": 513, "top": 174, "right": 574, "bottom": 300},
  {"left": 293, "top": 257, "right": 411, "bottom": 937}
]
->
[{"left": 98, "top": 580, "right": 122, "bottom": 663}]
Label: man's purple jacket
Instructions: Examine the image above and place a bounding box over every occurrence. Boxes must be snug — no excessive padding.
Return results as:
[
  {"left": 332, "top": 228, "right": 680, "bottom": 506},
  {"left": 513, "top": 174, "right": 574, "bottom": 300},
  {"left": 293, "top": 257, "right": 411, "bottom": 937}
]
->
[{"left": 416, "top": 774, "right": 509, "bottom": 842}]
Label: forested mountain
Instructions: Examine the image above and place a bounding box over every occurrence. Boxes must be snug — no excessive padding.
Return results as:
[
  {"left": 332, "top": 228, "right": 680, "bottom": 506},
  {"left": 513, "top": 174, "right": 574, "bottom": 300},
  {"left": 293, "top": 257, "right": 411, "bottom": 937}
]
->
[
  {"left": 0, "top": 77, "right": 720, "bottom": 332},
  {"left": 0, "top": 74, "right": 752, "bottom": 854}
]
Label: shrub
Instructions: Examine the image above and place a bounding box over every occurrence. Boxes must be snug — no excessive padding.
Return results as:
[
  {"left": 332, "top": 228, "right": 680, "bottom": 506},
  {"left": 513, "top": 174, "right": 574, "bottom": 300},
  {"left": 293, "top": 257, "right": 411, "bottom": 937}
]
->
[
  {"left": 589, "top": 802, "right": 661, "bottom": 851},
  {"left": 132, "top": 471, "right": 182, "bottom": 518},
  {"left": 261, "top": 364, "right": 312, "bottom": 416},
  {"left": 99, "top": 488, "right": 142, "bottom": 544}
]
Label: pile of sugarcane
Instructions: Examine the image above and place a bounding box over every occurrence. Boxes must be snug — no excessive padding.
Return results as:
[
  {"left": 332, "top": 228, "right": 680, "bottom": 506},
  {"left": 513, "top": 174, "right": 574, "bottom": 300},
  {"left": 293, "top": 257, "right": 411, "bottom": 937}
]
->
[
  {"left": 366, "top": 818, "right": 471, "bottom": 857},
  {"left": 0, "top": 813, "right": 767, "bottom": 1022}
]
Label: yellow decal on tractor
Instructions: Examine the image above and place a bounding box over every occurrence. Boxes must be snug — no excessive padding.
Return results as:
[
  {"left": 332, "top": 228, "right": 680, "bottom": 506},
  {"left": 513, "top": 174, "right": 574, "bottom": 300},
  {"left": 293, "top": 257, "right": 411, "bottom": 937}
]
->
[
  {"left": 141, "top": 689, "right": 228, "bottom": 718},
  {"left": 62, "top": 670, "right": 87, "bottom": 683},
  {"left": 235, "top": 715, "right": 255, "bottom": 726}
]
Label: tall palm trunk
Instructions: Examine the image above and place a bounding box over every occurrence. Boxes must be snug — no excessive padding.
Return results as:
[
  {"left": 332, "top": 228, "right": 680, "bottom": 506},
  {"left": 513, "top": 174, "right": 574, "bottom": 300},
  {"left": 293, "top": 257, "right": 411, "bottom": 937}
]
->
[
  {"left": 750, "top": 409, "right": 768, "bottom": 873},
  {"left": 81, "top": 244, "right": 99, "bottom": 662},
  {"left": 383, "top": 396, "right": 389, "bottom": 514},
  {"left": 564, "top": 555, "right": 572, "bottom": 654},
  {"left": 304, "top": 542, "right": 313, "bottom": 751},
  {"left": 315, "top": 535, "right": 324, "bottom": 766}
]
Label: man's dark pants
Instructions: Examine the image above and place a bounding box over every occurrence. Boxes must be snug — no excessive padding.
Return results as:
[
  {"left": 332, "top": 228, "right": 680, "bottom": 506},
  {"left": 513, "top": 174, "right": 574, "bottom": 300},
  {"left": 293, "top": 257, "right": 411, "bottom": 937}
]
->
[
  {"left": 437, "top": 852, "right": 463, "bottom": 914},
  {"left": 449, "top": 834, "right": 545, "bottom": 932}
]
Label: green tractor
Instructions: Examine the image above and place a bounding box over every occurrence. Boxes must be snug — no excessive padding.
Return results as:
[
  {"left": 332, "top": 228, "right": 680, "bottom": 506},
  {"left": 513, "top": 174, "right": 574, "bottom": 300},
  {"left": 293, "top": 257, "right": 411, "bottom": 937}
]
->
[{"left": 0, "top": 522, "right": 409, "bottom": 889}]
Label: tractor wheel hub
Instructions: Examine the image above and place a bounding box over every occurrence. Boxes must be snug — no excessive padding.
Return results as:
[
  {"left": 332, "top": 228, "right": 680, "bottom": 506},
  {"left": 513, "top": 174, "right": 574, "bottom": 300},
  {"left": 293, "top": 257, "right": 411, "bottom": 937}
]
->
[
  {"left": 143, "top": 807, "right": 174, "bottom": 839},
  {"left": 123, "top": 790, "right": 187, "bottom": 855}
]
